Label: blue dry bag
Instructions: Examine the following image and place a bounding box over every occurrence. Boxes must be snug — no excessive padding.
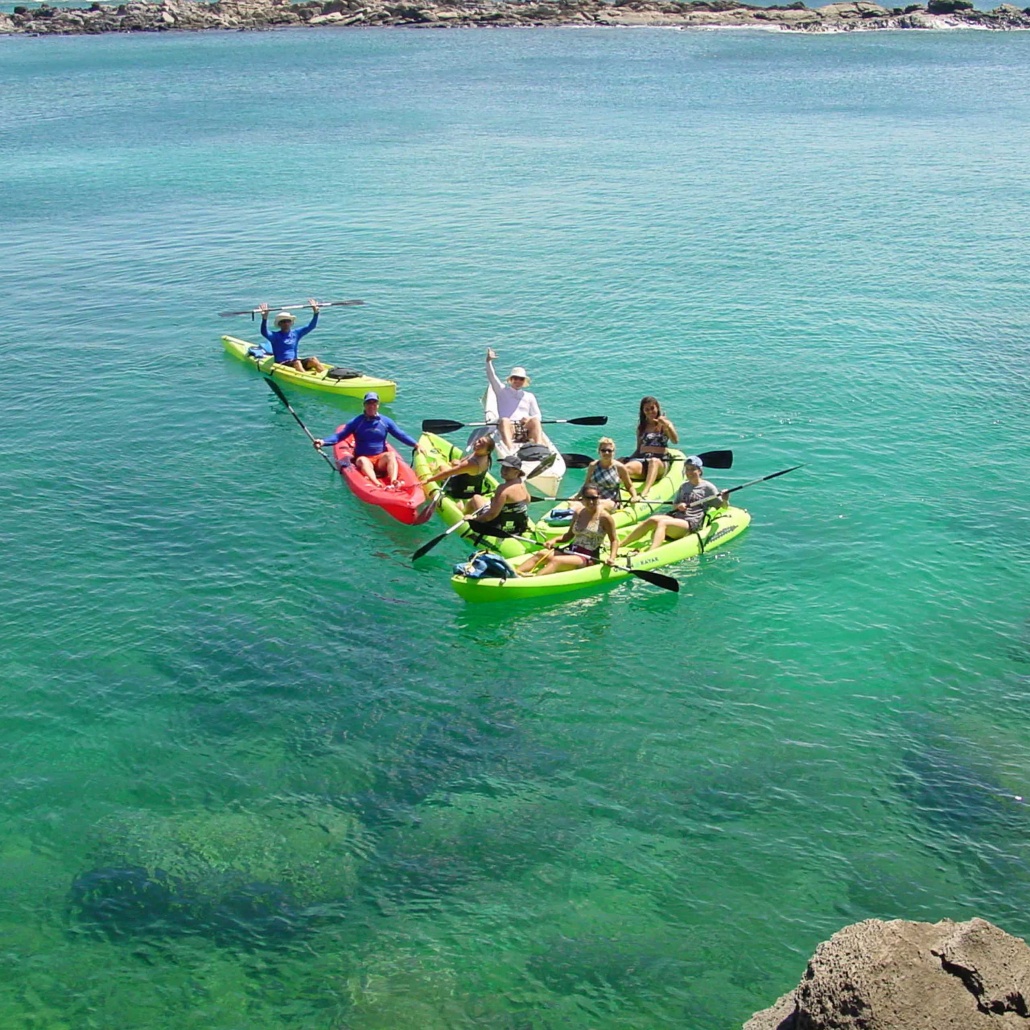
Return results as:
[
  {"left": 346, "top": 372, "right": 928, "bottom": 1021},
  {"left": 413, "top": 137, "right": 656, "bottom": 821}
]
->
[{"left": 454, "top": 552, "right": 515, "bottom": 581}]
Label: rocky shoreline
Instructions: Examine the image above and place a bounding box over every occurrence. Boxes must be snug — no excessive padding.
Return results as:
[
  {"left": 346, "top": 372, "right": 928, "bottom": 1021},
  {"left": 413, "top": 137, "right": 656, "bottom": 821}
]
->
[{"left": 2, "top": 0, "right": 1029, "bottom": 36}]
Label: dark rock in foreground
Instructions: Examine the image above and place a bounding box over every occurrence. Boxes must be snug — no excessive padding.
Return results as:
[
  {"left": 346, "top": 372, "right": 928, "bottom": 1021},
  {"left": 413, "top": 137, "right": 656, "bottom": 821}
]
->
[
  {"left": 2, "top": 0, "right": 1029, "bottom": 35},
  {"left": 745, "top": 917, "right": 1030, "bottom": 1030}
]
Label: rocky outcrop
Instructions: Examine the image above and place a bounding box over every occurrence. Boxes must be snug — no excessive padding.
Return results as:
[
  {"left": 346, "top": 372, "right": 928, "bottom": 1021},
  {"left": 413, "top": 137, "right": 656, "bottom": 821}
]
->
[
  {"left": 2, "top": 0, "right": 1029, "bottom": 34},
  {"left": 745, "top": 917, "right": 1030, "bottom": 1030}
]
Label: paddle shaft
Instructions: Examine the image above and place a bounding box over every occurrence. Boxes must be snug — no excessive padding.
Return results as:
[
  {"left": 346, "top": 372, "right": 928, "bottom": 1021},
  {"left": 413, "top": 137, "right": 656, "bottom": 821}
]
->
[
  {"left": 645, "top": 463, "right": 805, "bottom": 511},
  {"left": 411, "top": 504, "right": 490, "bottom": 562},
  {"left": 219, "top": 299, "right": 364, "bottom": 317},
  {"left": 422, "top": 415, "right": 606, "bottom": 434},
  {"left": 263, "top": 376, "right": 338, "bottom": 470}
]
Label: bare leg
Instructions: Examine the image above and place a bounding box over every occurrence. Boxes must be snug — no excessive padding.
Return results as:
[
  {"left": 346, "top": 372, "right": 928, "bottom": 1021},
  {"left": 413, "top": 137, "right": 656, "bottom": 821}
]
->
[
  {"left": 641, "top": 457, "right": 664, "bottom": 496},
  {"left": 650, "top": 518, "right": 691, "bottom": 551},
  {"left": 355, "top": 456, "right": 378, "bottom": 484},
  {"left": 534, "top": 552, "right": 591, "bottom": 577},
  {"left": 466, "top": 493, "right": 489, "bottom": 514},
  {"left": 517, "top": 550, "right": 550, "bottom": 576},
  {"left": 620, "top": 517, "right": 659, "bottom": 549},
  {"left": 286, "top": 359, "right": 305, "bottom": 372},
  {"left": 523, "top": 417, "right": 543, "bottom": 445},
  {"left": 496, "top": 418, "right": 515, "bottom": 450},
  {"left": 302, "top": 356, "right": 327, "bottom": 373}
]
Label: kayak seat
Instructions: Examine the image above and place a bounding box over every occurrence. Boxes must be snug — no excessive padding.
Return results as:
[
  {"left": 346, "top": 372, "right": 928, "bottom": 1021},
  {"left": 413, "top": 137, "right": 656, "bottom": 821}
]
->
[{"left": 326, "top": 367, "right": 363, "bottom": 380}]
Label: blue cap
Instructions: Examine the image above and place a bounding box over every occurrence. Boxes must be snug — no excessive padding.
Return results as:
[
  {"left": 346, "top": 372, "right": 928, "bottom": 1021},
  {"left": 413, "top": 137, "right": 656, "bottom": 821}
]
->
[
  {"left": 685, "top": 455, "right": 703, "bottom": 468},
  {"left": 363, "top": 391, "right": 379, "bottom": 402}
]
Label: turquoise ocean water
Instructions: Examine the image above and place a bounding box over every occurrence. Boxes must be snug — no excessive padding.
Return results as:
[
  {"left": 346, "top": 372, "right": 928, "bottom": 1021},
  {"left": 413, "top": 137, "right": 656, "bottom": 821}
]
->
[{"left": 2, "top": 25, "right": 1028, "bottom": 1028}]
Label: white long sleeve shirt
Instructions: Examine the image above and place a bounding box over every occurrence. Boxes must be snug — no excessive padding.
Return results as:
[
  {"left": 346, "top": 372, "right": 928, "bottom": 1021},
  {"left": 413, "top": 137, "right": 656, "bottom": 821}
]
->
[{"left": 485, "top": 360, "right": 541, "bottom": 421}]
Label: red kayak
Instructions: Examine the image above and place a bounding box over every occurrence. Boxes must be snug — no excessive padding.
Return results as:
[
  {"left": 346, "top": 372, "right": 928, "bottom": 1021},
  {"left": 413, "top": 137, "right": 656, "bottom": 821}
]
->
[{"left": 331, "top": 439, "right": 430, "bottom": 525}]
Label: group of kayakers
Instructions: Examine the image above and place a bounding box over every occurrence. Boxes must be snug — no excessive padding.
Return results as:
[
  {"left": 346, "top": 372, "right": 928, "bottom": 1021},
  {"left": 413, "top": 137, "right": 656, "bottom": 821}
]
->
[{"left": 256, "top": 304, "right": 730, "bottom": 574}]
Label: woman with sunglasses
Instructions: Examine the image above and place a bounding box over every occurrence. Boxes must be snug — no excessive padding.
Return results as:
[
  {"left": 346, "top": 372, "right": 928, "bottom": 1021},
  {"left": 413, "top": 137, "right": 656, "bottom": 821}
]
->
[
  {"left": 573, "top": 436, "right": 641, "bottom": 512},
  {"left": 620, "top": 396, "right": 678, "bottom": 497},
  {"left": 517, "top": 488, "right": 618, "bottom": 577}
]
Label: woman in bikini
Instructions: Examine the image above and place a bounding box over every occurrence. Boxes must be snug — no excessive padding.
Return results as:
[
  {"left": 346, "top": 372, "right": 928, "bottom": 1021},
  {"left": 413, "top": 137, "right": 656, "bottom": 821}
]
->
[
  {"left": 419, "top": 436, "right": 496, "bottom": 499},
  {"left": 620, "top": 396, "right": 678, "bottom": 497},
  {"left": 571, "top": 437, "right": 641, "bottom": 513},
  {"left": 517, "top": 488, "right": 618, "bottom": 577}
]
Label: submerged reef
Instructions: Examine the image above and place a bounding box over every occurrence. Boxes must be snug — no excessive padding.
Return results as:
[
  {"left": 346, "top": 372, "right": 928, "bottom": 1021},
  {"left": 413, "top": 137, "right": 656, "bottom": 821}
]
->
[{"left": 3, "top": 0, "right": 1030, "bottom": 35}]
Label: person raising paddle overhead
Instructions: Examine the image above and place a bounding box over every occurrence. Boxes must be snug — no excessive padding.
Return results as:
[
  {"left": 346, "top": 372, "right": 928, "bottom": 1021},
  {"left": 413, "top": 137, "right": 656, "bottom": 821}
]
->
[
  {"left": 315, "top": 392, "right": 424, "bottom": 488},
  {"left": 485, "top": 348, "right": 543, "bottom": 449},
  {"left": 258, "top": 299, "right": 326, "bottom": 373}
]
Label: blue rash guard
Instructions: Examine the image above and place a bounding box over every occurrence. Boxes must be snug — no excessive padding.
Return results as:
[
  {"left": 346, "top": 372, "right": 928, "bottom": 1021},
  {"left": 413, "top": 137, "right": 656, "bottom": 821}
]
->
[
  {"left": 259, "top": 312, "right": 318, "bottom": 364},
  {"left": 322, "top": 414, "right": 419, "bottom": 458}
]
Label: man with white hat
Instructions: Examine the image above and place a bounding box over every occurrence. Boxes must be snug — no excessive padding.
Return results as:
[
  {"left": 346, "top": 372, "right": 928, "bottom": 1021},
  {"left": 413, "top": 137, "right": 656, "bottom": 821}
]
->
[
  {"left": 257, "top": 299, "right": 326, "bottom": 373},
  {"left": 485, "top": 348, "right": 543, "bottom": 449}
]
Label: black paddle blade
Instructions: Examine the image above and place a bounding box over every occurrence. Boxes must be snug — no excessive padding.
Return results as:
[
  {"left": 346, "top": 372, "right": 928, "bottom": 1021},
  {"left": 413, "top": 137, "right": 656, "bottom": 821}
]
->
[
  {"left": 629, "top": 567, "right": 680, "bottom": 592},
  {"left": 567, "top": 415, "right": 608, "bottom": 426},
  {"left": 561, "top": 453, "right": 595, "bottom": 469},
  {"left": 263, "top": 375, "right": 290, "bottom": 407},
  {"left": 696, "top": 449, "right": 733, "bottom": 470},
  {"left": 412, "top": 531, "right": 448, "bottom": 562},
  {"left": 422, "top": 418, "right": 465, "bottom": 434}
]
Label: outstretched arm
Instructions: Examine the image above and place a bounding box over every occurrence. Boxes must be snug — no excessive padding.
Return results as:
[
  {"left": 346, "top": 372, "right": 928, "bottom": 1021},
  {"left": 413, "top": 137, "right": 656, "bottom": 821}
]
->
[
  {"left": 314, "top": 414, "right": 360, "bottom": 450},
  {"left": 485, "top": 348, "right": 505, "bottom": 397}
]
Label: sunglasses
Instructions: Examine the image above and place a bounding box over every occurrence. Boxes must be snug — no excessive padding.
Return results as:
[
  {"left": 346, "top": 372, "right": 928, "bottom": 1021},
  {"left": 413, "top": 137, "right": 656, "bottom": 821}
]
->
[
  {"left": 583, "top": 494, "right": 600, "bottom": 501},
  {"left": 599, "top": 448, "right": 614, "bottom": 453}
]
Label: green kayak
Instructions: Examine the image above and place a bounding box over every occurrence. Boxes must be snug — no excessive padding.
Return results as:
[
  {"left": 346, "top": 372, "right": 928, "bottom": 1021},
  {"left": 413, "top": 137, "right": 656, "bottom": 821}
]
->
[
  {"left": 413, "top": 432, "right": 689, "bottom": 559},
  {"left": 222, "top": 335, "right": 397, "bottom": 402},
  {"left": 450, "top": 504, "right": 751, "bottom": 602}
]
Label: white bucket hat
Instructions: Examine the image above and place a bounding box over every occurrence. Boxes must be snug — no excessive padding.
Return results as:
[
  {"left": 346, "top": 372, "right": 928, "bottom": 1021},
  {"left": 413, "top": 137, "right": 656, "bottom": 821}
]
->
[
  {"left": 508, "top": 366, "right": 531, "bottom": 386},
  {"left": 273, "top": 311, "right": 295, "bottom": 327}
]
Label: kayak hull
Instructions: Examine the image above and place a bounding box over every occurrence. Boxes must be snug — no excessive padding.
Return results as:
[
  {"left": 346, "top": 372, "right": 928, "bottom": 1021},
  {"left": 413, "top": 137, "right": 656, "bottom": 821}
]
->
[
  {"left": 450, "top": 505, "right": 751, "bottom": 602},
  {"left": 222, "top": 335, "right": 397, "bottom": 402},
  {"left": 332, "top": 439, "right": 428, "bottom": 525}
]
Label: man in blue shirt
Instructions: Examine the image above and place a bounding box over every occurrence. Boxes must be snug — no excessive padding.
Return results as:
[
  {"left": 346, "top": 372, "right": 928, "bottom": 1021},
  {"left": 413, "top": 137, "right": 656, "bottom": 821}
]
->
[
  {"left": 257, "top": 299, "right": 326, "bottom": 373},
  {"left": 314, "top": 392, "right": 425, "bottom": 487}
]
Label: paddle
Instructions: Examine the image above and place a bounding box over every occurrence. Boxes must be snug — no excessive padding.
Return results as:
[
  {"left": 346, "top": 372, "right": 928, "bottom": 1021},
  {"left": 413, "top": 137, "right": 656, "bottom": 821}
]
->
[
  {"left": 219, "top": 299, "right": 365, "bottom": 317},
  {"left": 412, "top": 505, "right": 489, "bottom": 562},
  {"left": 422, "top": 415, "right": 608, "bottom": 434},
  {"left": 672, "top": 449, "right": 733, "bottom": 470},
  {"left": 488, "top": 528, "right": 679, "bottom": 593},
  {"left": 646, "top": 463, "right": 805, "bottom": 512},
  {"left": 263, "top": 376, "right": 338, "bottom": 471},
  {"left": 558, "top": 448, "right": 732, "bottom": 475}
]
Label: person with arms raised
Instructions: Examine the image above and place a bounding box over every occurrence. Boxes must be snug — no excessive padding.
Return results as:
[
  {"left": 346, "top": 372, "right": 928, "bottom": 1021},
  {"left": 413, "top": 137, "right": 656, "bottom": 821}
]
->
[
  {"left": 485, "top": 348, "right": 543, "bottom": 449},
  {"left": 619, "top": 455, "right": 727, "bottom": 551},
  {"left": 258, "top": 299, "right": 325, "bottom": 373},
  {"left": 315, "top": 392, "right": 424, "bottom": 488}
]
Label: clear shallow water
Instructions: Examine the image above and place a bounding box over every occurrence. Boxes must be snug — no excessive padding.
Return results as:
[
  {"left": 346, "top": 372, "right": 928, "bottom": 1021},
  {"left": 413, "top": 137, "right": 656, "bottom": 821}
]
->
[{"left": 1, "top": 26, "right": 1028, "bottom": 1029}]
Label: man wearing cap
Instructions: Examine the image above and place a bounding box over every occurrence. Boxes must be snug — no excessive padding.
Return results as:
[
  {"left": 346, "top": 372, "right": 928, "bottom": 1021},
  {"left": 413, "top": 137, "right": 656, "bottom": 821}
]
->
[
  {"left": 258, "top": 299, "right": 325, "bottom": 373},
  {"left": 619, "top": 455, "right": 729, "bottom": 552},
  {"left": 485, "top": 348, "right": 543, "bottom": 449},
  {"left": 314, "top": 392, "right": 424, "bottom": 488},
  {"left": 463, "top": 454, "right": 532, "bottom": 538}
]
